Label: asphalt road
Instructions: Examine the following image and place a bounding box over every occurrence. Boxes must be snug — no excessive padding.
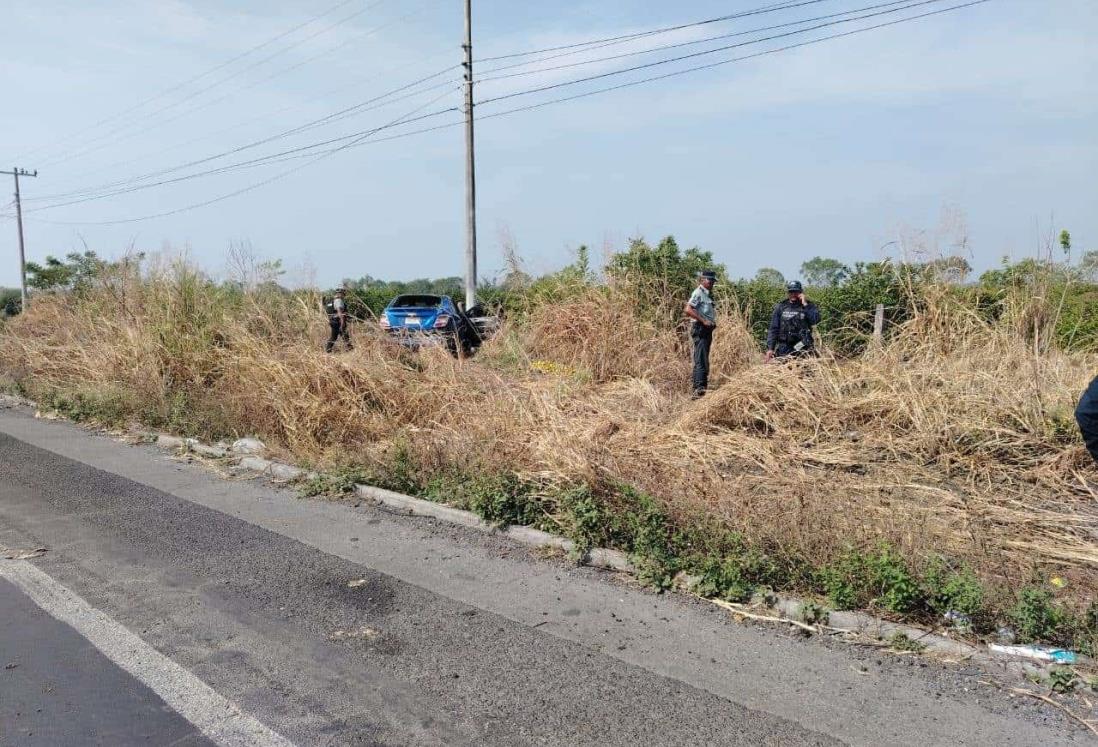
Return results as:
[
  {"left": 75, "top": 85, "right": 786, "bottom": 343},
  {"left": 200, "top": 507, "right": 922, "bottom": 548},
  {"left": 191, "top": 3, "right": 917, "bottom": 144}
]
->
[
  {"left": 1, "top": 577, "right": 214, "bottom": 746},
  {"left": 0, "top": 406, "right": 1087, "bottom": 746}
]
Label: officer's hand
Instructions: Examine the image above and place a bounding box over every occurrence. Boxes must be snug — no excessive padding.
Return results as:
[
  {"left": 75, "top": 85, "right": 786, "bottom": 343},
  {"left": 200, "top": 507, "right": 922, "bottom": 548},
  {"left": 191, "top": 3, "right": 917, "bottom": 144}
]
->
[
  {"left": 798, "top": 293, "right": 808, "bottom": 306},
  {"left": 764, "top": 350, "right": 775, "bottom": 363}
]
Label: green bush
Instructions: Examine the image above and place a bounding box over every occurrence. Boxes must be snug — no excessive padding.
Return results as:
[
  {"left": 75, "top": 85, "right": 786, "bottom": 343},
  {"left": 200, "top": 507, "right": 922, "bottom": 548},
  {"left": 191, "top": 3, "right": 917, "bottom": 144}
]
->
[
  {"left": 619, "top": 485, "right": 679, "bottom": 590},
  {"left": 817, "top": 546, "right": 925, "bottom": 613},
  {"left": 1011, "top": 586, "right": 1066, "bottom": 642},
  {"left": 559, "top": 485, "right": 624, "bottom": 557},
  {"left": 921, "top": 558, "right": 985, "bottom": 617},
  {"left": 41, "top": 387, "right": 130, "bottom": 426}
]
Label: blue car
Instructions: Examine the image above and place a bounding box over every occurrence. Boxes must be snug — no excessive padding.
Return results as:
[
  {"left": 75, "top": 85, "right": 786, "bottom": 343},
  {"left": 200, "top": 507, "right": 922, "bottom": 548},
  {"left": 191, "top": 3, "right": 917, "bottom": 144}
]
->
[{"left": 379, "top": 294, "right": 482, "bottom": 355}]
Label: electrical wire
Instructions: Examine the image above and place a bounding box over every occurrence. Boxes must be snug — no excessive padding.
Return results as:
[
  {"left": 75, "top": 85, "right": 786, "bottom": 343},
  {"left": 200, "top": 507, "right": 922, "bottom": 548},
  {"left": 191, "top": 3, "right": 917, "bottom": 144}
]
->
[
  {"left": 476, "top": 0, "right": 931, "bottom": 84},
  {"left": 18, "top": 0, "right": 886, "bottom": 202},
  {"left": 26, "top": 87, "right": 463, "bottom": 224},
  {"left": 477, "top": 0, "right": 994, "bottom": 119},
  {"left": 478, "top": 0, "right": 969, "bottom": 107},
  {"left": 13, "top": 0, "right": 363, "bottom": 163},
  {"left": 56, "top": 43, "right": 460, "bottom": 189},
  {"left": 31, "top": 0, "right": 993, "bottom": 226},
  {"left": 20, "top": 1, "right": 834, "bottom": 202},
  {"left": 475, "top": 0, "right": 824, "bottom": 63},
  {"left": 35, "top": 0, "right": 394, "bottom": 169},
  {"left": 26, "top": 67, "right": 460, "bottom": 205}
]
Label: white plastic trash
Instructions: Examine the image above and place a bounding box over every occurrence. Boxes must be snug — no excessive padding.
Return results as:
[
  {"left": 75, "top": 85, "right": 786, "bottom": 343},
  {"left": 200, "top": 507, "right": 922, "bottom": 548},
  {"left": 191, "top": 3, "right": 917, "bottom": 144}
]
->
[{"left": 987, "top": 644, "right": 1077, "bottom": 664}]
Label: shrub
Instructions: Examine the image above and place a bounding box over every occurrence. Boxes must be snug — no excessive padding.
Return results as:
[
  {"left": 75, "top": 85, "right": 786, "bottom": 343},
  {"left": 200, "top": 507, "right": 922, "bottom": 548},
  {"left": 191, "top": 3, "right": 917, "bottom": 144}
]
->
[
  {"left": 1011, "top": 586, "right": 1066, "bottom": 643},
  {"left": 922, "top": 558, "right": 985, "bottom": 617}
]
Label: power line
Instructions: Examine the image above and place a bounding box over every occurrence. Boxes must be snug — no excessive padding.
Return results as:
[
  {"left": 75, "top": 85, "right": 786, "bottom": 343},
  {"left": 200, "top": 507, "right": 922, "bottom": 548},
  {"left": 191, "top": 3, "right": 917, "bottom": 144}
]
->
[
  {"left": 475, "top": 0, "right": 821, "bottom": 63},
  {"left": 39, "top": 0, "right": 448, "bottom": 177},
  {"left": 26, "top": 67, "right": 460, "bottom": 205},
  {"left": 25, "top": 1, "right": 847, "bottom": 203},
  {"left": 20, "top": 1, "right": 825, "bottom": 192},
  {"left": 476, "top": 0, "right": 928, "bottom": 84},
  {"left": 35, "top": 0, "right": 394, "bottom": 169},
  {"left": 13, "top": 0, "right": 362, "bottom": 163},
  {"left": 478, "top": 0, "right": 967, "bottom": 107},
  {"left": 25, "top": 89, "right": 462, "bottom": 215},
  {"left": 27, "top": 88, "right": 463, "bottom": 225},
  {"left": 477, "top": 0, "right": 994, "bottom": 116},
  {"left": 32, "top": 0, "right": 993, "bottom": 226},
  {"left": 56, "top": 43, "right": 459, "bottom": 190}
]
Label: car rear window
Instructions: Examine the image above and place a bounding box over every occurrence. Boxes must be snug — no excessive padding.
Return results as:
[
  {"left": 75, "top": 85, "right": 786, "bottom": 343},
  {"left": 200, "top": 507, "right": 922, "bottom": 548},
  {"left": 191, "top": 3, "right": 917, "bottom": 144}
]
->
[{"left": 390, "top": 295, "right": 442, "bottom": 308}]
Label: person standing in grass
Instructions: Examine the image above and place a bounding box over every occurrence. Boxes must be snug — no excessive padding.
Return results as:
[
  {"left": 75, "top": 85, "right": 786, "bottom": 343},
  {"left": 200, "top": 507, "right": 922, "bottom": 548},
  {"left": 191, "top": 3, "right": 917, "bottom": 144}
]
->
[
  {"left": 765, "top": 281, "right": 820, "bottom": 362},
  {"left": 323, "top": 288, "right": 352, "bottom": 353},
  {"left": 1076, "top": 375, "right": 1098, "bottom": 463},
  {"left": 684, "top": 270, "right": 718, "bottom": 398}
]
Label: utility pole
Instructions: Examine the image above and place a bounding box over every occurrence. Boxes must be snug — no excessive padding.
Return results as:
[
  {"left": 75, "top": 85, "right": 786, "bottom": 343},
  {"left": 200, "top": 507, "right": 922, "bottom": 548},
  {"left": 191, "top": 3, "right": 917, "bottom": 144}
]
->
[
  {"left": 462, "top": 0, "right": 478, "bottom": 310},
  {"left": 2, "top": 167, "right": 37, "bottom": 312}
]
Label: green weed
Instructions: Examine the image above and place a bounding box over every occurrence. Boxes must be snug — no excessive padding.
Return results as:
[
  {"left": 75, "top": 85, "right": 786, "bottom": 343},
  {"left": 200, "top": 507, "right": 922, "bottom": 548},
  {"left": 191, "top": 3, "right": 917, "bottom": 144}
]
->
[
  {"left": 41, "top": 388, "right": 130, "bottom": 426},
  {"left": 800, "top": 601, "right": 828, "bottom": 626},
  {"left": 921, "top": 558, "right": 985, "bottom": 618},
  {"left": 1048, "top": 667, "right": 1077, "bottom": 694},
  {"left": 1011, "top": 586, "right": 1066, "bottom": 643},
  {"left": 620, "top": 486, "right": 678, "bottom": 590},
  {"left": 558, "top": 485, "right": 619, "bottom": 558},
  {"left": 298, "top": 465, "right": 373, "bottom": 498},
  {"left": 888, "top": 631, "right": 927, "bottom": 653}
]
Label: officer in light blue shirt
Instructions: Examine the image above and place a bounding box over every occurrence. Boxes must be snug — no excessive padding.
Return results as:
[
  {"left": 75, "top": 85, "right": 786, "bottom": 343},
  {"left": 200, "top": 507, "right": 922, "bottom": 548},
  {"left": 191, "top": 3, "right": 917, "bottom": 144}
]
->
[{"left": 684, "top": 271, "right": 718, "bottom": 397}]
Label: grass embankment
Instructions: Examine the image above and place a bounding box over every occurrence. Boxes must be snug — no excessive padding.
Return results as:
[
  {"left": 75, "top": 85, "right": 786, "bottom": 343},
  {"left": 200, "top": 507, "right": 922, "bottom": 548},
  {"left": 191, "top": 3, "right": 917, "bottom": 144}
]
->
[{"left": 1, "top": 261, "right": 1096, "bottom": 652}]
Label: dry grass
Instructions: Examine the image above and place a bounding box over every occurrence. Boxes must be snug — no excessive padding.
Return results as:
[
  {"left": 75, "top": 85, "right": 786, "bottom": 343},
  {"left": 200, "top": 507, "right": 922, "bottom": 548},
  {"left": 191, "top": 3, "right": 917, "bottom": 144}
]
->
[{"left": 2, "top": 263, "right": 1096, "bottom": 599}]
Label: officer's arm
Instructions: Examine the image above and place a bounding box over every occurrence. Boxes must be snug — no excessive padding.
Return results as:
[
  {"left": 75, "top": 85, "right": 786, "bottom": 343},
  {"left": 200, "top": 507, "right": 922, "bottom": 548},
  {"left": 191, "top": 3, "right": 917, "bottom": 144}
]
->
[
  {"left": 684, "top": 293, "right": 705, "bottom": 324},
  {"left": 766, "top": 304, "right": 781, "bottom": 350},
  {"left": 807, "top": 304, "right": 821, "bottom": 327}
]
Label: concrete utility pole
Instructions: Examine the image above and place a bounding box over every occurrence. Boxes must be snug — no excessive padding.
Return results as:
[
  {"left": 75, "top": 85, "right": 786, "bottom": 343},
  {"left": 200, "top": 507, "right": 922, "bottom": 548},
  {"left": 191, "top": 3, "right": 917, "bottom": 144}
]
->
[
  {"left": 2, "top": 167, "right": 37, "bottom": 312},
  {"left": 462, "top": 0, "right": 478, "bottom": 310}
]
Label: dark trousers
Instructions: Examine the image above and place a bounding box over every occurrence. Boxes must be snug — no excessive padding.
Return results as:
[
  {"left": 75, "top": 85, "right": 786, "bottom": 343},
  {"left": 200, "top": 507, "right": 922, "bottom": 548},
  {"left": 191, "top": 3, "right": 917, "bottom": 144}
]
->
[
  {"left": 1076, "top": 375, "right": 1098, "bottom": 464},
  {"left": 691, "top": 323, "right": 713, "bottom": 395},
  {"left": 326, "top": 320, "right": 351, "bottom": 352}
]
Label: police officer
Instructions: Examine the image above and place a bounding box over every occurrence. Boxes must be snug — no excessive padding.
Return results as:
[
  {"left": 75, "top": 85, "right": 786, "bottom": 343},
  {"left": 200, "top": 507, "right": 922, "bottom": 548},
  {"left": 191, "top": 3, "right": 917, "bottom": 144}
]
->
[
  {"left": 323, "top": 288, "right": 352, "bottom": 352},
  {"left": 684, "top": 270, "right": 718, "bottom": 397},
  {"left": 1076, "top": 375, "right": 1098, "bottom": 464},
  {"left": 765, "top": 281, "right": 820, "bottom": 362}
]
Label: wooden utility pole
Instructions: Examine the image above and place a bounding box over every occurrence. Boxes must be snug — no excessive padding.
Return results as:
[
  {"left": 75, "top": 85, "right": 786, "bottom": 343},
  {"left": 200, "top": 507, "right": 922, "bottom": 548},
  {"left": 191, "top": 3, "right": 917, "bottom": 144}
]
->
[
  {"left": 462, "top": 0, "right": 478, "bottom": 310},
  {"left": 2, "top": 168, "right": 37, "bottom": 312}
]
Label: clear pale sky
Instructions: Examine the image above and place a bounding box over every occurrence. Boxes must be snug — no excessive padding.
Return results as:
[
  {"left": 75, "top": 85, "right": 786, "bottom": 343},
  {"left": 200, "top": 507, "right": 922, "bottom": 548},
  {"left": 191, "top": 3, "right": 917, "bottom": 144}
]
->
[{"left": 1, "top": 0, "right": 1095, "bottom": 287}]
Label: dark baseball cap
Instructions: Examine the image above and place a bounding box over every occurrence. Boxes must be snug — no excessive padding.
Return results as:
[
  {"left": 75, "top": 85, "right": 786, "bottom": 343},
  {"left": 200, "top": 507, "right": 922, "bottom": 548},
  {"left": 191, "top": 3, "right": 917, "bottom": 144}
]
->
[
  {"left": 786, "top": 281, "right": 804, "bottom": 293},
  {"left": 698, "top": 270, "right": 718, "bottom": 281}
]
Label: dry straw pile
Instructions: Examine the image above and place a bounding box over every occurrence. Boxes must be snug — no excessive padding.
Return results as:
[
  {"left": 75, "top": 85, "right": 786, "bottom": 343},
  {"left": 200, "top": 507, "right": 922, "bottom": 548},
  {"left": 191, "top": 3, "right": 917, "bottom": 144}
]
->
[{"left": 2, "top": 260, "right": 1095, "bottom": 598}]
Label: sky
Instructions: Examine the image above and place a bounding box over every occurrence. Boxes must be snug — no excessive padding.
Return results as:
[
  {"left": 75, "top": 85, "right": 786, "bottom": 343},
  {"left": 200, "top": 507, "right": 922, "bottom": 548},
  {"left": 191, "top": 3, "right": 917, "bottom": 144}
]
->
[{"left": 1, "top": 0, "right": 1095, "bottom": 288}]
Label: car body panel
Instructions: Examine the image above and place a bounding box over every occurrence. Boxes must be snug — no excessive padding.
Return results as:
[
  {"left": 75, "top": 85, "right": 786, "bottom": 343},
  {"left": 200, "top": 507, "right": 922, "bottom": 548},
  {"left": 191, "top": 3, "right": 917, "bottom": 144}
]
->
[{"left": 381, "top": 294, "right": 466, "bottom": 352}]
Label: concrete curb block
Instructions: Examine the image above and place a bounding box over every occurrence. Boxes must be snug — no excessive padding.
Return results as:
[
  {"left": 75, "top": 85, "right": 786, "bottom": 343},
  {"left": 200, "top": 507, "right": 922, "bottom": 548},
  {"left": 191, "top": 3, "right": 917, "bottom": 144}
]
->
[
  {"left": 770, "top": 594, "right": 985, "bottom": 662},
  {"left": 238, "top": 456, "right": 310, "bottom": 481},
  {"left": 353, "top": 484, "right": 636, "bottom": 573},
  {"left": 155, "top": 434, "right": 229, "bottom": 459},
  {"left": 130, "top": 423, "right": 1067, "bottom": 676},
  {"left": 587, "top": 548, "right": 635, "bottom": 574},
  {"left": 503, "top": 525, "right": 572, "bottom": 553},
  {"left": 355, "top": 484, "right": 491, "bottom": 530}
]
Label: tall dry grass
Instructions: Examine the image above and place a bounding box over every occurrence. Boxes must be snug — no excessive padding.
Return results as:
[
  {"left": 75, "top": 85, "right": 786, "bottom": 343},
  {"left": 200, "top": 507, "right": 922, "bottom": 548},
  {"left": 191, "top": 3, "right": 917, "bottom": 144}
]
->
[{"left": 2, "top": 262, "right": 1095, "bottom": 597}]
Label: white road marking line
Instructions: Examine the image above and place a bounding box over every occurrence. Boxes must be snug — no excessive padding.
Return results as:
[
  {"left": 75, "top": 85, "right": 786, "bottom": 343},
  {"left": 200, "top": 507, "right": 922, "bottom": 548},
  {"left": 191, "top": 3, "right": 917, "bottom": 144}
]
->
[{"left": 0, "top": 559, "right": 294, "bottom": 747}]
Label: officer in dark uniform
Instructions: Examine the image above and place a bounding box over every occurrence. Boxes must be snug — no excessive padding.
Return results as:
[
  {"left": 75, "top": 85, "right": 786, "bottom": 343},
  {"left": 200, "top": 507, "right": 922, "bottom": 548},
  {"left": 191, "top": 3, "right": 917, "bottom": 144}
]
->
[
  {"left": 323, "top": 288, "right": 352, "bottom": 352},
  {"left": 765, "top": 281, "right": 820, "bottom": 361},
  {"left": 1076, "top": 375, "right": 1098, "bottom": 464}
]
